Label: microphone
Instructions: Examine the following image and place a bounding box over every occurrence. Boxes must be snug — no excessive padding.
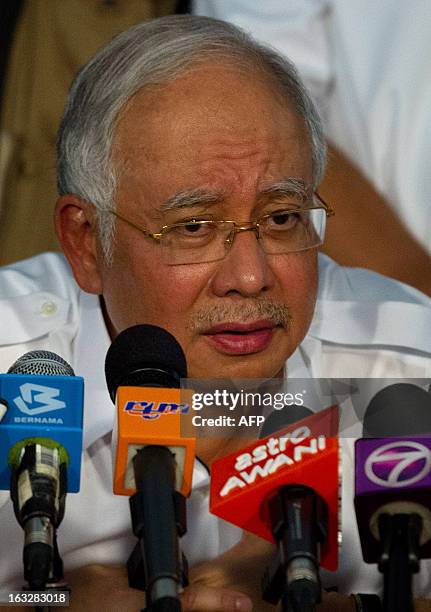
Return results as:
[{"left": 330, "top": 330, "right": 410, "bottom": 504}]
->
[
  {"left": 210, "top": 404, "right": 339, "bottom": 612},
  {"left": 105, "top": 325, "right": 196, "bottom": 612},
  {"left": 0, "top": 350, "right": 84, "bottom": 590},
  {"left": 354, "top": 383, "right": 431, "bottom": 612}
]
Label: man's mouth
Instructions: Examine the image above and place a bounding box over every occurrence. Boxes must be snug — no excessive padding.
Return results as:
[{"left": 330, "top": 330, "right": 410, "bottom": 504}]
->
[{"left": 203, "top": 320, "right": 277, "bottom": 355}]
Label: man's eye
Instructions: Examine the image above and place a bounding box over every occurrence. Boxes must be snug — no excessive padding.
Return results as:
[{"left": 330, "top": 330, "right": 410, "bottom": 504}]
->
[
  {"left": 267, "top": 210, "right": 300, "bottom": 228},
  {"left": 183, "top": 221, "right": 205, "bottom": 233},
  {"left": 171, "top": 220, "right": 216, "bottom": 238}
]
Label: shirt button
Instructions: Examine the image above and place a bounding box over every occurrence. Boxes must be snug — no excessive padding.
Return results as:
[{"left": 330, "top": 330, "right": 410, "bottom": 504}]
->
[{"left": 40, "top": 300, "right": 58, "bottom": 316}]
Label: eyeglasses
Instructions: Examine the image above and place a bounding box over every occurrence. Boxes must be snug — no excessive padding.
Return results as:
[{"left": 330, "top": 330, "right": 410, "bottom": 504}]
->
[{"left": 107, "top": 192, "right": 334, "bottom": 265}]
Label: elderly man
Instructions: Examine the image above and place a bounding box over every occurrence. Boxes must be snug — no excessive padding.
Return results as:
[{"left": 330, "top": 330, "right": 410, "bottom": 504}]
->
[{"left": 0, "top": 14, "right": 430, "bottom": 612}]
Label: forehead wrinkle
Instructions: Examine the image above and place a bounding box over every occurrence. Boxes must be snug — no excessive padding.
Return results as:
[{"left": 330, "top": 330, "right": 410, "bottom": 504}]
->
[
  {"left": 206, "top": 138, "right": 267, "bottom": 159},
  {"left": 159, "top": 187, "right": 224, "bottom": 213}
]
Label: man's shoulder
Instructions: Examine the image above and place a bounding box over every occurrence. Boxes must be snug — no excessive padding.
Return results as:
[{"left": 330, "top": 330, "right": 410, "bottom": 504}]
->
[
  {"left": 0, "top": 252, "right": 77, "bottom": 298},
  {"left": 313, "top": 254, "right": 431, "bottom": 356},
  {"left": 317, "top": 253, "right": 431, "bottom": 306},
  {"left": 0, "top": 252, "right": 81, "bottom": 358}
]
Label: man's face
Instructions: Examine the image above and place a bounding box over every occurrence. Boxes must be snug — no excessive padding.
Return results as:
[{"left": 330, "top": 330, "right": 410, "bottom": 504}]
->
[{"left": 98, "top": 62, "right": 318, "bottom": 379}]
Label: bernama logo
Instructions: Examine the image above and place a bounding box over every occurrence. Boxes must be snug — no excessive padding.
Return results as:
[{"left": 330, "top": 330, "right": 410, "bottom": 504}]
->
[
  {"left": 13, "top": 383, "right": 66, "bottom": 416},
  {"left": 13, "top": 416, "right": 64, "bottom": 425},
  {"left": 124, "top": 400, "right": 190, "bottom": 420}
]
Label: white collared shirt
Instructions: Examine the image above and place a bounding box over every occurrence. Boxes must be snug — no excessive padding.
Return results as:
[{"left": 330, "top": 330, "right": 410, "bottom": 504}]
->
[{"left": 0, "top": 252, "right": 430, "bottom": 595}]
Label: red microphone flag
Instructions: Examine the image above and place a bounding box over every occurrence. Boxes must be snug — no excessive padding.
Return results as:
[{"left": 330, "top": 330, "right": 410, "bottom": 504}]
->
[{"left": 210, "top": 406, "right": 339, "bottom": 571}]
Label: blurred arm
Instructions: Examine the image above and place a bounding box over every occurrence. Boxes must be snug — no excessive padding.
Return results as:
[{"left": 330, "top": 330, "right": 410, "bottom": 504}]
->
[{"left": 320, "top": 144, "right": 431, "bottom": 296}]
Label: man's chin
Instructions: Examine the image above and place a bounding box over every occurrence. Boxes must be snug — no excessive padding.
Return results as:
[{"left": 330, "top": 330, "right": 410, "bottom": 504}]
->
[{"left": 187, "top": 345, "right": 288, "bottom": 381}]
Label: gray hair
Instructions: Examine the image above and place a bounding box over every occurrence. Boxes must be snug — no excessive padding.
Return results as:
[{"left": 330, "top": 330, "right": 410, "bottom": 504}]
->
[{"left": 57, "top": 15, "right": 326, "bottom": 263}]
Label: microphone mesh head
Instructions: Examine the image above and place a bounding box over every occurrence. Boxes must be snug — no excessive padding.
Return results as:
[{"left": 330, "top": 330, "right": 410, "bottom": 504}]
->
[
  {"left": 105, "top": 324, "right": 187, "bottom": 399},
  {"left": 259, "top": 405, "right": 313, "bottom": 438},
  {"left": 363, "top": 383, "right": 431, "bottom": 437},
  {"left": 8, "top": 350, "right": 75, "bottom": 377}
]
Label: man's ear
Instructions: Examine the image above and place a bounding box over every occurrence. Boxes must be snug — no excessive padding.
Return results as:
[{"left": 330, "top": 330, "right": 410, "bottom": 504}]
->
[{"left": 55, "top": 195, "right": 103, "bottom": 294}]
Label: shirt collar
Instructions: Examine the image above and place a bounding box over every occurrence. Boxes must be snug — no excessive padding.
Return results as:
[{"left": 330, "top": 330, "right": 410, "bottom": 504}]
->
[{"left": 73, "top": 290, "right": 113, "bottom": 448}]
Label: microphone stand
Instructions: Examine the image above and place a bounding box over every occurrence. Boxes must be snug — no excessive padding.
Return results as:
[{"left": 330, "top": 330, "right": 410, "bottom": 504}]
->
[
  {"left": 32, "top": 535, "right": 70, "bottom": 612},
  {"left": 378, "top": 513, "right": 422, "bottom": 612},
  {"left": 262, "top": 485, "right": 328, "bottom": 612},
  {"left": 127, "top": 446, "right": 188, "bottom": 612},
  {"left": 10, "top": 443, "right": 70, "bottom": 611}
]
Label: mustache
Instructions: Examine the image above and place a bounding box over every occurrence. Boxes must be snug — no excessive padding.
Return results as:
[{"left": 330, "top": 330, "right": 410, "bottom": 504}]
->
[{"left": 188, "top": 300, "right": 292, "bottom": 333}]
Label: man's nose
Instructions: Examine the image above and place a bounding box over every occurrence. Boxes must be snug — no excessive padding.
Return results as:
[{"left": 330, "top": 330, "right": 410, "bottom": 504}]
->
[{"left": 209, "top": 228, "right": 275, "bottom": 298}]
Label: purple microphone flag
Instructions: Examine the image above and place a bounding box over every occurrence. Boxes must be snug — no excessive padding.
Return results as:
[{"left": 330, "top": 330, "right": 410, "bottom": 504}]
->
[{"left": 354, "top": 437, "right": 431, "bottom": 563}]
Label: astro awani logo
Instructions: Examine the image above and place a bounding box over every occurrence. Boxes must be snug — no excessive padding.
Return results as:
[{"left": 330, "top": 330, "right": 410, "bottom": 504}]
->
[{"left": 365, "top": 441, "right": 431, "bottom": 488}]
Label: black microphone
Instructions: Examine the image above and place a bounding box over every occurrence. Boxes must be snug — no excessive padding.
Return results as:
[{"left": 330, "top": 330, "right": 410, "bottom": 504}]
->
[
  {"left": 105, "top": 325, "right": 186, "bottom": 400},
  {"left": 260, "top": 407, "right": 327, "bottom": 612},
  {"left": 354, "top": 383, "right": 431, "bottom": 612},
  {"left": 362, "top": 383, "right": 431, "bottom": 438},
  {"left": 105, "top": 325, "right": 192, "bottom": 612},
  {"left": 259, "top": 405, "right": 314, "bottom": 438}
]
